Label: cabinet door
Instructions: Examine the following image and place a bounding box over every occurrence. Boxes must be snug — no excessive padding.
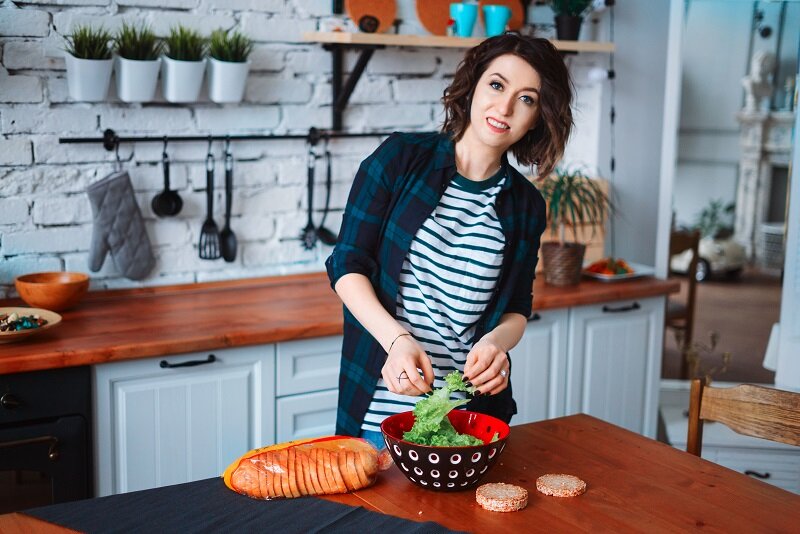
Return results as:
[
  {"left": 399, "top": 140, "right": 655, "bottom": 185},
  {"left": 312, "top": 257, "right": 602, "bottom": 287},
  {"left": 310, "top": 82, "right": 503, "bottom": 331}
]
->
[
  {"left": 275, "top": 390, "right": 338, "bottom": 443},
  {"left": 276, "top": 335, "right": 341, "bottom": 397},
  {"left": 94, "top": 346, "right": 275, "bottom": 496},
  {"left": 511, "top": 309, "right": 568, "bottom": 426},
  {"left": 566, "top": 297, "right": 665, "bottom": 438}
]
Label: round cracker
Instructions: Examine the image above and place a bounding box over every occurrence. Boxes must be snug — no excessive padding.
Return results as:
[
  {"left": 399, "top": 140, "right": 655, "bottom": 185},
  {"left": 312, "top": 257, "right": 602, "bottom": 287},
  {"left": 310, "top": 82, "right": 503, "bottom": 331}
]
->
[
  {"left": 475, "top": 482, "right": 528, "bottom": 512},
  {"left": 536, "top": 474, "right": 586, "bottom": 497}
]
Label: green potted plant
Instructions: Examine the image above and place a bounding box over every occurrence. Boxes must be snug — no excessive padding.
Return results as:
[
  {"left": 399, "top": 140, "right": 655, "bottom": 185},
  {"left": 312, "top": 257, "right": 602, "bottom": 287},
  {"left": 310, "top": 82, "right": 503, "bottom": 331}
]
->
[
  {"left": 207, "top": 28, "right": 253, "bottom": 103},
  {"left": 114, "top": 22, "right": 163, "bottom": 102},
  {"left": 536, "top": 167, "right": 610, "bottom": 286},
  {"left": 63, "top": 24, "right": 113, "bottom": 102},
  {"left": 162, "top": 25, "right": 206, "bottom": 103},
  {"left": 550, "top": 0, "right": 593, "bottom": 41}
]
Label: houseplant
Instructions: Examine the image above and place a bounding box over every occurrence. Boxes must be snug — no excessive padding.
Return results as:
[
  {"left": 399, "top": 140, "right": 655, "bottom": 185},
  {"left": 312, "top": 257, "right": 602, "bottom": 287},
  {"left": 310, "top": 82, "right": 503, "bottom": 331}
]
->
[
  {"left": 114, "top": 22, "right": 163, "bottom": 102},
  {"left": 63, "top": 24, "right": 113, "bottom": 102},
  {"left": 536, "top": 167, "right": 610, "bottom": 286},
  {"left": 207, "top": 28, "right": 253, "bottom": 103},
  {"left": 162, "top": 26, "right": 206, "bottom": 103},
  {"left": 550, "top": 0, "right": 593, "bottom": 41}
]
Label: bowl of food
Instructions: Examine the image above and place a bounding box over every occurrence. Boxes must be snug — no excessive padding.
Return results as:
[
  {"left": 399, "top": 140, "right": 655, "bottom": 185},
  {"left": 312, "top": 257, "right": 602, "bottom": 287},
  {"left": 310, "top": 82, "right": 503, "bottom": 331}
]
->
[
  {"left": 381, "top": 409, "right": 509, "bottom": 491},
  {"left": 0, "top": 307, "right": 62, "bottom": 343},
  {"left": 14, "top": 272, "right": 89, "bottom": 311}
]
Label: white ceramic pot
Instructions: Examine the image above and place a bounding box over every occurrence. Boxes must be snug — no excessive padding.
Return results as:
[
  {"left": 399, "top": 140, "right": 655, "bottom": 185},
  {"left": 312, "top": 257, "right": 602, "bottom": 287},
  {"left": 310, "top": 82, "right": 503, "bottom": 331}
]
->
[
  {"left": 115, "top": 56, "right": 160, "bottom": 102},
  {"left": 161, "top": 56, "right": 206, "bottom": 103},
  {"left": 208, "top": 58, "right": 250, "bottom": 103},
  {"left": 65, "top": 53, "right": 113, "bottom": 102}
]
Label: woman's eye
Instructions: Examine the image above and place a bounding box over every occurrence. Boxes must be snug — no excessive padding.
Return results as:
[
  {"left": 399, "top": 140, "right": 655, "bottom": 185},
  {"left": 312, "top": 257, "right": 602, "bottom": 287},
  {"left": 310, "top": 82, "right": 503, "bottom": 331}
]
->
[
  {"left": 490, "top": 81, "right": 503, "bottom": 90},
  {"left": 520, "top": 95, "right": 535, "bottom": 105}
]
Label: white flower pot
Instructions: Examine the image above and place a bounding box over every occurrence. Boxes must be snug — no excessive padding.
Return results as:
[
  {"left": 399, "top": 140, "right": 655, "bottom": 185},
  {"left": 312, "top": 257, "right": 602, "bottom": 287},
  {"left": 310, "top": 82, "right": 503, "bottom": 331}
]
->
[
  {"left": 65, "top": 53, "right": 113, "bottom": 102},
  {"left": 161, "top": 56, "right": 206, "bottom": 103},
  {"left": 208, "top": 58, "right": 250, "bottom": 103},
  {"left": 115, "top": 56, "right": 160, "bottom": 102}
]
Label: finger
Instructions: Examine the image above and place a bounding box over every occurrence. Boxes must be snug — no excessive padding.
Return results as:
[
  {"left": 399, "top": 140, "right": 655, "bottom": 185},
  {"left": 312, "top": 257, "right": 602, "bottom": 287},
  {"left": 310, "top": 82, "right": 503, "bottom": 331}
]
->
[
  {"left": 400, "top": 362, "right": 430, "bottom": 396},
  {"left": 383, "top": 367, "right": 400, "bottom": 394},
  {"left": 479, "top": 374, "right": 509, "bottom": 396},
  {"left": 470, "top": 355, "right": 507, "bottom": 389},
  {"left": 418, "top": 353, "right": 435, "bottom": 392},
  {"left": 463, "top": 350, "right": 480, "bottom": 379}
]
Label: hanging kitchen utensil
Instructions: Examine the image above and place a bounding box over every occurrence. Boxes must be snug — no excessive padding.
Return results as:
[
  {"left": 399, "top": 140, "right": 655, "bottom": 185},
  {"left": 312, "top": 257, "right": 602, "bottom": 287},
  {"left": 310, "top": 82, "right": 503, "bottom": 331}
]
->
[
  {"left": 198, "top": 138, "right": 221, "bottom": 260},
  {"left": 220, "top": 139, "right": 237, "bottom": 263},
  {"left": 300, "top": 143, "right": 318, "bottom": 250},
  {"left": 315, "top": 150, "right": 339, "bottom": 246},
  {"left": 151, "top": 137, "right": 183, "bottom": 217}
]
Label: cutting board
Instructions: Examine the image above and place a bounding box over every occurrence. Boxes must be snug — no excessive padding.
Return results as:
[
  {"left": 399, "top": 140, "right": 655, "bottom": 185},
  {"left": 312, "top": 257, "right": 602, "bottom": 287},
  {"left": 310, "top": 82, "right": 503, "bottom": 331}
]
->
[
  {"left": 345, "top": 0, "right": 397, "bottom": 33},
  {"left": 416, "top": 0, "right": 452, "bottom": 36}
]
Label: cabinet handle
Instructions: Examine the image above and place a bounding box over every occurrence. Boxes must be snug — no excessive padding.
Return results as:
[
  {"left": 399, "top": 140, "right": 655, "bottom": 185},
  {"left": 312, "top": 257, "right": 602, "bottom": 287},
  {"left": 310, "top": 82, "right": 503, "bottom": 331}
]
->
[
  {"left": 744, "top": 470, "right": 771, "bottom": 479},
  {"left": 0, "top": 435, "right": 60, "bottom": 461},
  {"left": 160, "top": 354, "right": 217, "bottom": 369},
  {"left": 602, "top": 302, "right": 641, "bottom": 313},
  {"left": 530, "top": 313, "right": 541, "bottom": 321},
  {"left": 0, "top": 393, "right": 21, "bottom": 409}
]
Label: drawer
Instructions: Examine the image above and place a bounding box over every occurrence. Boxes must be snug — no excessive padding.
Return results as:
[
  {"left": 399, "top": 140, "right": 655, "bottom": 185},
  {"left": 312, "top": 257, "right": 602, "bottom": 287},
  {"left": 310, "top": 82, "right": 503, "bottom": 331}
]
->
[
  {"left": 0, "top": 366, "right": 91, "bottom": 424},
  {"left": 275, "top": 389, "right": 338, "bottom": 443},
  {"left": 275, "top": 336, "right": 341, "bottom": 397},
  {"left": 711, "top": 447, "right": 800, "bottom": 494}
]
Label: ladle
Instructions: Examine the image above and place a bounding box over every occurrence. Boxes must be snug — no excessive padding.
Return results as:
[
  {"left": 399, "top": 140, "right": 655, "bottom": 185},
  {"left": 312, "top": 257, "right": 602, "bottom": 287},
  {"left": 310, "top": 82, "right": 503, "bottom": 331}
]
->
[
  {"left": 151, "top": 137, "right": 183, "bottom": 217},
  {"left": 220, "top": 140, "right": 237, "bottom": 262},
  {"left": 315, "top": 150, "right": 338, "bottom": 246}
]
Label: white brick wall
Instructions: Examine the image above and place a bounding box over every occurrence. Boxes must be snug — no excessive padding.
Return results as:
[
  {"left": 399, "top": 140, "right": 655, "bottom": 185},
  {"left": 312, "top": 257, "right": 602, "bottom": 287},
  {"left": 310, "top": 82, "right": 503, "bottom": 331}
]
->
[{"left": 0, "top": 0, "right": 603, "bottom": 294}]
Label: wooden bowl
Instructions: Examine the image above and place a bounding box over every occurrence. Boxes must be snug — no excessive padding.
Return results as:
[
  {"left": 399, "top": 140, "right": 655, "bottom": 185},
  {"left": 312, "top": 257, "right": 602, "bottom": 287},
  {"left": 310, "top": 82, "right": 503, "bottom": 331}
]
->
[{"left": 14, "top": 272, "right": 90, "bottom": 311}]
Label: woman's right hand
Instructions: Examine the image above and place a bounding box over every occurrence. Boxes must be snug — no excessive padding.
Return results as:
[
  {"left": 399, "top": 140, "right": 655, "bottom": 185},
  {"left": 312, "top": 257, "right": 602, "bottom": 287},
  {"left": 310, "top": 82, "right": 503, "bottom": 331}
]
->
[{"left": 382, "top": 334, "right": 435, "bottom": 396}]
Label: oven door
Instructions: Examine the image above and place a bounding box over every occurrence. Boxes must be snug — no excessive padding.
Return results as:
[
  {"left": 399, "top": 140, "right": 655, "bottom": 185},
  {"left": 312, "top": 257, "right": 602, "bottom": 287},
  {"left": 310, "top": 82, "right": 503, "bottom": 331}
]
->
[{"left": 0, "top": 415, "right": 89, "bottom": 513}]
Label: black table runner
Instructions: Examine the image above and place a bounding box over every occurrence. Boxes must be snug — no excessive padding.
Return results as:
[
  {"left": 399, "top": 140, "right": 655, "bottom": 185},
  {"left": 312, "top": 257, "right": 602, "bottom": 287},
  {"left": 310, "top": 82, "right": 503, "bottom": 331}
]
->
[{"left": 26, "top": 477, "right": 461, "bottom": 533}]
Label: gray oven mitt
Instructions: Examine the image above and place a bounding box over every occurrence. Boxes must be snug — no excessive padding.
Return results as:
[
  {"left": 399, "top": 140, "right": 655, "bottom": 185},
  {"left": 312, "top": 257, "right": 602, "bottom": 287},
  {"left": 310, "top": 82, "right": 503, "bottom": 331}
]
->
[{"left": 87, "top": 171, "right": 155, "bottom": 280}]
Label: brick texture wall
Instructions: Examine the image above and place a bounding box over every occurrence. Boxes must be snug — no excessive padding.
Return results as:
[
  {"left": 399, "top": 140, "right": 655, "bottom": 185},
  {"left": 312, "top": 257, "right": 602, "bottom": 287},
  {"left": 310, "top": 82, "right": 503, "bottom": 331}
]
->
[{"left": 0, "top": 0, "right": 605, "bottom": 297}]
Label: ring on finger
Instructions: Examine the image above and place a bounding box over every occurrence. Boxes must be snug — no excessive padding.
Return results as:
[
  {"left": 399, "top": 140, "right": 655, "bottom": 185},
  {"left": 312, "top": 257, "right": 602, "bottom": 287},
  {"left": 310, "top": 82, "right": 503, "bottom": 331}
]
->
[{"left": 500, "top": 369, "right": 508, "bottom": 379}]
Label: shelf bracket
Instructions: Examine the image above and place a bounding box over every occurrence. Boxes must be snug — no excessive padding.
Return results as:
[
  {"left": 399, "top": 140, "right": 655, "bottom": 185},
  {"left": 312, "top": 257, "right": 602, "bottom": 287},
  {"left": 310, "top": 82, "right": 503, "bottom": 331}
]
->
[{"left": 324, "top": 44, "right": 384, "bottom": 131}]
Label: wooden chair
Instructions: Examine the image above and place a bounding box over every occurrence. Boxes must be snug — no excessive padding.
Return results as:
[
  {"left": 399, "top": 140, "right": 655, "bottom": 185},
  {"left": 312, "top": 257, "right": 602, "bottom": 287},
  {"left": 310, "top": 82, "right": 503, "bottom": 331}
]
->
[
  {"left": 666, "top": 229, "right": 701, "bottom": 378},
  {"left": 686, "top": 378, "right": 800, "bottom": 456}
]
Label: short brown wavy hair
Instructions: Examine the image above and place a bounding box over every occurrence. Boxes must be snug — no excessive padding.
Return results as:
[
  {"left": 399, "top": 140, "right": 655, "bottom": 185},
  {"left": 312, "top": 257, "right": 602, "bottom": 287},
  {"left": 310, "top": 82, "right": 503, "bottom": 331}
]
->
[{"left": 441, "top": 34, "right": 574, "bottom": 178}]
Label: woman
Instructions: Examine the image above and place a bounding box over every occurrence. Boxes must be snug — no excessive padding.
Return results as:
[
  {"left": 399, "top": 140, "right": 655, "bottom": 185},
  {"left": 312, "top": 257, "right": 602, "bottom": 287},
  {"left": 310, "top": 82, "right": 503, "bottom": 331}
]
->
[{"left": 325, "top": 33, "right": 573, "bottom": 449}]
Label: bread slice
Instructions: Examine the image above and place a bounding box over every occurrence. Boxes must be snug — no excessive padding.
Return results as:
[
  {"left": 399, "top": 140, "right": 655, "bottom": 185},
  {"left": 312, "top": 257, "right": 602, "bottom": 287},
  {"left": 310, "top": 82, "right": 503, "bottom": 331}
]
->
[
  {"left": 475, "top": 483, "right": 528, "bottom": 512},
  {"left": 536, "top": 474, "right": 587, "bottom": 497}
]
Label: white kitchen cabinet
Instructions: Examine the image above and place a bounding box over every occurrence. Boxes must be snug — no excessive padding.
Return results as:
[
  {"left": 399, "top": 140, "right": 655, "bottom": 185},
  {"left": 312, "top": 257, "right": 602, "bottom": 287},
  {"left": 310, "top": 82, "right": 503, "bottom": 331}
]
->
[
  {"left": 510, "top": 309, "right": 569, "bottom": 425},
  {"left": 565, "top": 297, "right": 664, "bottom": 438},
  {"left": 93, "top": 346, "right": 275, "bottom": 496},
  {"left": 274, "top": 335, "right": 341, "bottom": 442}
]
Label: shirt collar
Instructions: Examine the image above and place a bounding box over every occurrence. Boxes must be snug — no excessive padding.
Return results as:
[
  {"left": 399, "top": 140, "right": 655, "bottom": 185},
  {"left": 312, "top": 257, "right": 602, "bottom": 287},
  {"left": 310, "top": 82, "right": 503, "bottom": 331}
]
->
[{"left": 434, "top": 132, "right": 514, "bottom": 190}]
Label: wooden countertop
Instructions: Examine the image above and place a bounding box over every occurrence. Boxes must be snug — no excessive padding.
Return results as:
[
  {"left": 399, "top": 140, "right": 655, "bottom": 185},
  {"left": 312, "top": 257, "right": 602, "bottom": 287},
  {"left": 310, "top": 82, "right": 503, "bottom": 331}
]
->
[{"left": 0, "top": 272, "right": 678, "bottom": 375}]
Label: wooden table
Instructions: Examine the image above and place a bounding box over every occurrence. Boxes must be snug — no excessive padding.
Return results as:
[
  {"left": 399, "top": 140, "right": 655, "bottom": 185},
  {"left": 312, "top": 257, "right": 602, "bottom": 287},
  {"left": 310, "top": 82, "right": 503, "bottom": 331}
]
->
[{"left": 3, "top": 414, "right": 796, "bottom": 532}]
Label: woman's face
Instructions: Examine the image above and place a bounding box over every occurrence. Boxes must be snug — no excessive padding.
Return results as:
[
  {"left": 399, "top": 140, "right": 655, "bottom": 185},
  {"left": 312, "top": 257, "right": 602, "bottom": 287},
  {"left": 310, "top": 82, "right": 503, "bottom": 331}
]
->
[{"left": 466, "top": 53, "right": 542, "bottom": 152}]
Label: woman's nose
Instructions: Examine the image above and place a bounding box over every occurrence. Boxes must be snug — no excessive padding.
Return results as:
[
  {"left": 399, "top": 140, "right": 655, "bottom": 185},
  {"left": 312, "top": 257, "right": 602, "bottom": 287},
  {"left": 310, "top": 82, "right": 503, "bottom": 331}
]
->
[{"left": 497, "top": 94, "right": 514, "bottom": 116}]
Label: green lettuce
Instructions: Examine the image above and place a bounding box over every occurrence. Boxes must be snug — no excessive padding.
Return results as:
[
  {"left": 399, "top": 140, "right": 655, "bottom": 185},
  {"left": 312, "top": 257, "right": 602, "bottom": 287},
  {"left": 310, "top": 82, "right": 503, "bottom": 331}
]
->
[{"left": 402, "top": 371, "right": 485, "bottom": 446}]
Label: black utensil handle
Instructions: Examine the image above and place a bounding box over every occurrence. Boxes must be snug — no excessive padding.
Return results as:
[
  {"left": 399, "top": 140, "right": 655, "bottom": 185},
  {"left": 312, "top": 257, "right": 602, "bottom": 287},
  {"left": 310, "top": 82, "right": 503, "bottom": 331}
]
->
[
  {"left": 319, "top": 150, "right": 333, "bottom": 228},
  {"left": 225, "top": 153, "right": 233, "bottom": 225},
  {"left": 206, "top": 153, "right": 215, "bottom": 215},
  {"left": 160, "top": 354, "right": 217, "bottom": 369},
  {"left": 306, "top": 152, "right": 315, "bottom": 227},
  {"left": 602, "top": 302, "right": 641, "bottom": 313}
]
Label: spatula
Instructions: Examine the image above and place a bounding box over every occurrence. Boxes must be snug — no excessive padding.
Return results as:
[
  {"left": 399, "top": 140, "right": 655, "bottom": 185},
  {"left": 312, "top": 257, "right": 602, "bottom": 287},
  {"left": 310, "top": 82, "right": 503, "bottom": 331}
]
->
[
  {"left": 220, "top": 145, "right": 237, "bottom": 262},
  {"left": 199, "top": 150, "right": 221, "bottom": 260}
]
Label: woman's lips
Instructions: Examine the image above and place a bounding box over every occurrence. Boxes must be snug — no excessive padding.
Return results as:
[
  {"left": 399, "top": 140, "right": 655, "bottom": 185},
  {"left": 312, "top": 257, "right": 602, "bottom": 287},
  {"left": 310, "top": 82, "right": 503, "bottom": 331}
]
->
[{"left": 486, "top": 117, "right": 510, "bottom": 134}]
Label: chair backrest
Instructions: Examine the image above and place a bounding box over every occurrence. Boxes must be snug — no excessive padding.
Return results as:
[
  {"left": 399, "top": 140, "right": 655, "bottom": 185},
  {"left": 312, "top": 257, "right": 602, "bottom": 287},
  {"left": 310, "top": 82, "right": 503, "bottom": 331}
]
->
[{"left": 686, "top": 378, "right": 800, "bottom": 456}]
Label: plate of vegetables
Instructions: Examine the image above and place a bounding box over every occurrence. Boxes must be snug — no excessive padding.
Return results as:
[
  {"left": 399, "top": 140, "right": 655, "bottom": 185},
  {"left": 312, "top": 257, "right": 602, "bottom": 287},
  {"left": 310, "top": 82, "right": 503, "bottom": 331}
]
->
[
  {"left": 583, "top": 258, "right": 654, "bottom": 282},
  {"left": 0, "top": 307, "right": 62, "bottom": 343}
]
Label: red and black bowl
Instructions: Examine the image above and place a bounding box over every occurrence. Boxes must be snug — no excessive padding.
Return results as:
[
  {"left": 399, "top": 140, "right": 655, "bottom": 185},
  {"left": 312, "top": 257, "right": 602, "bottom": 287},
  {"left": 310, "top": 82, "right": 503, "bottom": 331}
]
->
[{"left": 380, "top": 410, "right": 510, "bottom": 492}]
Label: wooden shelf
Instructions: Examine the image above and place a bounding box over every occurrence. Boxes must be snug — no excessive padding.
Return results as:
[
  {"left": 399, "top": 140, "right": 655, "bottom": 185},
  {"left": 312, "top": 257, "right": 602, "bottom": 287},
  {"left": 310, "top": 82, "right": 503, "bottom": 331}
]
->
[{"left": 303, "top": 31, "right": 615, "bottom": 53}]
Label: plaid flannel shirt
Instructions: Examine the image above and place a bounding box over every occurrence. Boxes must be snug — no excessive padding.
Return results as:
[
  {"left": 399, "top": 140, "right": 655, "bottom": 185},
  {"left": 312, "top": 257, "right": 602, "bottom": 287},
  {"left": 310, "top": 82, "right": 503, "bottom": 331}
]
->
[{"left": 325, "top": 131, "right": 547, "bottom": 437}]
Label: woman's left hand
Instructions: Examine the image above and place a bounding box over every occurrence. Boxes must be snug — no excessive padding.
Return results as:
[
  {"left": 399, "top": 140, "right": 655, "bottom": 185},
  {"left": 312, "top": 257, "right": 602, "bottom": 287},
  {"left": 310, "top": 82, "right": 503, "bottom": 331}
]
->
[{"left": 464, "top": 334, "right": 510, "bottom": 396}]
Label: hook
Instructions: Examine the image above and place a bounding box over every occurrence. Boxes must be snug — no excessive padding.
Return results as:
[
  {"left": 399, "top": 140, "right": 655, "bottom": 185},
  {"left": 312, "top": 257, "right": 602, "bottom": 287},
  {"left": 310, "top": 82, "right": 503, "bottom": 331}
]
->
[
  {"left": 206, "top": 136, "right": 215, "bottom": 172},
  {"left": 224, "top": 136, "right": 233, "bottom": 171},
  {"left": 162, "top": 136, "right": 169, "bottom": 164},
  {"left": 114, "top": 136, "right": 122, "bottom": 171}
]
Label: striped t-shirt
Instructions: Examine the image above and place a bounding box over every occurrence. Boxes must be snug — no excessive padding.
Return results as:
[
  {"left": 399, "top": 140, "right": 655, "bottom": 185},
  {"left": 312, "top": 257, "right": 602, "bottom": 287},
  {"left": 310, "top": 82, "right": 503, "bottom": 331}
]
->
[{"left": 361, "top": 169, "right": 507, "bottom": 432}]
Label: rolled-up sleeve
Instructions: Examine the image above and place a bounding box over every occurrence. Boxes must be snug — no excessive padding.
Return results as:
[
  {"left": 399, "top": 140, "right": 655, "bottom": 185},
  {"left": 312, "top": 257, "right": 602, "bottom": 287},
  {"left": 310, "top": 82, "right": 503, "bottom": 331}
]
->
[
  {"left": 504, "top": 194, "right": 547, "bottom": 318},
  {"left": 325, "top": 133, "right": 402, "bottom": 290}
]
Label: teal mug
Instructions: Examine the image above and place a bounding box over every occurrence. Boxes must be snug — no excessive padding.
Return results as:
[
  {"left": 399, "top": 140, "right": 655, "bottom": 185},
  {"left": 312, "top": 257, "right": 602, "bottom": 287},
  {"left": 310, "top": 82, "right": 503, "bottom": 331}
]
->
[
  {"left": 450, "top": 2, "right": 479, "bottom": 38},
  {"left": 483, "top": 5, "right": 512, "bottom": 37}
]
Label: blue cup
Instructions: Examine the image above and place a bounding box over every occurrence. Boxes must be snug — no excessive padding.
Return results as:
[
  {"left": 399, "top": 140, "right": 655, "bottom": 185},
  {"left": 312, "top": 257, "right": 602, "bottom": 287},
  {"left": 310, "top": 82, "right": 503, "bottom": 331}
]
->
[
  {"left": 450, "top": 2, "right": 479, "bottom": 38},
  {"left": 483, "top": 5, "right": 512, "bottom": 37}
]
